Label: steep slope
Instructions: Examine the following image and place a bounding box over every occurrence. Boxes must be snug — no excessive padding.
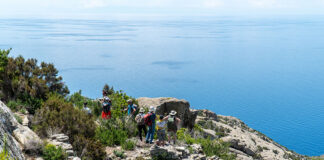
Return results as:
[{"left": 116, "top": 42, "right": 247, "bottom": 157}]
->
[
  {"left": 195, "top": 109, "right": 306, "bottom": 160},
  {"left": 0, "top": 101, "right": 25, "bottom": 160}
]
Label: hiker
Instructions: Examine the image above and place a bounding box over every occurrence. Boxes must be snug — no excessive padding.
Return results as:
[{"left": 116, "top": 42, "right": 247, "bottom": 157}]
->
[
  {"left": 135, "top": 108, "right": 147, "bottom": 141},
  {"left": 163, "top": 110, "right": 181, "bottom": 144},
  {"left": 125, "top": 99, "right": 137, "bottom": 116},
  {"left": 83, "top": 102, "right": 92, "bottom": 115},
  {"left": 145, "top": 106, "right": 156, "bottom": 144},
  {"left": 101, "top": 96, "right": 112, "bottom": 119},
  {"left": 156, "top": 115, "right": 167, "bottom": 146}
]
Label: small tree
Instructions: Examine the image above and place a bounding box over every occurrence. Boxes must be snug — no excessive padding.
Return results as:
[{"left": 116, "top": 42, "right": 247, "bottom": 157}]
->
[{"left": 103, "top": 84, "right": 114, "bottom": 96}]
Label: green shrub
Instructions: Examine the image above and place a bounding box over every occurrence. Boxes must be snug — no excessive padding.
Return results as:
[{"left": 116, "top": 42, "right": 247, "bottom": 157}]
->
[
  {"left": 197, "top": 138, "right": 236, "bottom": 160},
  {"left": 113, "top": 150, "right": 125, "bottom": 158},
  {"left": 0, "top": 134, "right": 12, "bottom": 160},
  {"left": 6, "top": 100, "right": 23, "bottom": 112},
  {"left": 33, "top": 94, "right": 105, "bottom": 159},
  {"left": 42, "top": 144, "right": 67, "bottom": 160},
  {"left": 72, "top": 135, "right": 106, "bottom": 160},
  {"left": 14, "top": 114, "right": 22, "bottom": 124},
  {"left": 95, "top": 119, "right": 128, "bottom": 146},
  {"left": 0, "top": 149, "right": 11, "bottom": 160},
  {"left": 177, "top": 128, "right": 195, "bottom": 145},
  {"left": 19, "top": 108, "right": 26, "bottom": 114},
  {"left": 122, "top": 140, "right": 135, "bottom": 150}
]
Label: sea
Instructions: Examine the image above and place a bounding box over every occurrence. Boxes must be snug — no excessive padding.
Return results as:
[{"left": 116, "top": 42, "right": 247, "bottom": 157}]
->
[{"left": 0, "top": 16, "right": 323, "bottom": 156}]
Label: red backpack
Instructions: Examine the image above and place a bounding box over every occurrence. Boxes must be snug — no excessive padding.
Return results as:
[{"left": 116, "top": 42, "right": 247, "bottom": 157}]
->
[{"left": 144, "top": 113, "right": 152, "bottom": 126}]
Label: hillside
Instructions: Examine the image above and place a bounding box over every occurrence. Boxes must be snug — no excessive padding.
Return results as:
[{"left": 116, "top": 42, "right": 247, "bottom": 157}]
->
[{"left": 0, "top": 97, "right": 311, "bottom": 160}]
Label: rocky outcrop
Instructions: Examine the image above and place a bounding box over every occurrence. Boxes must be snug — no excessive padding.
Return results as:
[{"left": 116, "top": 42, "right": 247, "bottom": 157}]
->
[
  {"left": 0, "top": 101, "right": 25, "bottom": 160},
  {"left": 48, "top": 134, "right": 79, "bottom": 159},
  {"left": 137, "top": 97, "right": 197, "bottom": 128},
  {"left": 13, "top": 125, "right": 43, "bottom": 153},
  {"left": 195, "top": 113, "right": 305, "bottom": 160}
]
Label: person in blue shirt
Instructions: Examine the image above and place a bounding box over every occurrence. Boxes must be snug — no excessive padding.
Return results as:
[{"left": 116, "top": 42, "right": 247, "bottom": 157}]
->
[{"left": 125, "top": 99, "right": 136, "bottom": 116}]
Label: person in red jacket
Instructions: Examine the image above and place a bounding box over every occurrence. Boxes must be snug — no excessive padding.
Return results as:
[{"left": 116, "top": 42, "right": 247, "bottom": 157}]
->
[{"left": 101, "top": 96, "right": 112, "bottom": 119}]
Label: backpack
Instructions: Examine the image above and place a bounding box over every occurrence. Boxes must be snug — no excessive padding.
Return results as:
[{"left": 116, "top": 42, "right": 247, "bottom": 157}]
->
[
  {"left": 136, "top": 114, "right": 145, "bottom": 125},
  {"left": 102, "top": 102, "right": 111, "bottom": 113},
  {"left": 167, "top": 116, "right": 177, "bottom": 131},
  {"left": 144, "top": 113, "right": 153, "bottom": 126}
]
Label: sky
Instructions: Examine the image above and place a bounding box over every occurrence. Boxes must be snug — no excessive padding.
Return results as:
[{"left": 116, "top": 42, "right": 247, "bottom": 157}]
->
[{"left": 1, "top": 0, "right": 324, "bottom": 19}]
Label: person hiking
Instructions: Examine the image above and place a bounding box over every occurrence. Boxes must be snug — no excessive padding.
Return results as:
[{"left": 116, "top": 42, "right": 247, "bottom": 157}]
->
[
  {"left": 83, "top": 102, "right": 92, "bottom": 115},
  {"left": 135, "top": 108, "right": 147, "bottom": 141},
  {"left": 124, "top": 99, "right": 137, "bottom": 116},
  {"left": 101, "top": 96, "right": 112, "bottom": 119},
  {"left": 163, "top": 110, "right": 181, "bottom": 144},
  {"left": 145, "top": 106, "right": 156, "bottom": 144},
  {"left": 156, "top": 115, "right": 167, "bottom": 146}
]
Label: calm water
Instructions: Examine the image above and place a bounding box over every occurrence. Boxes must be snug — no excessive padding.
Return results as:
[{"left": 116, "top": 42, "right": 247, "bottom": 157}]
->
[{"left": 1, "top": 17, "right": 323, "bottom": 156}]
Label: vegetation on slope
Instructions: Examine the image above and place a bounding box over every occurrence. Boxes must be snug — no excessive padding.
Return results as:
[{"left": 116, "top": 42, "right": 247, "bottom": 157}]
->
[{"left": 0, "top": 48, "right": 240, "bottom": 159}]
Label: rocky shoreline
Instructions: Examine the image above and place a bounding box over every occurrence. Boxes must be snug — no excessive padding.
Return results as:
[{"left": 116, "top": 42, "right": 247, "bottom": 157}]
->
[{"left": 0, "top": 97, "right": 317, "bottom": 160}]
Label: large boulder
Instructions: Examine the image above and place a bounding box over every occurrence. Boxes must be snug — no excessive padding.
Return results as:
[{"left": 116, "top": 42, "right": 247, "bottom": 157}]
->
[
  {"left": 137, "top": 97, "right": 197, "bottom": 128},
  {"left": 0, "top": 101, "right": 25, "bottom": 160},
  {"left": 13, "top": 125, "right": 43, "bottom": 153},
  {"left": 149, "top": 145, "right": 189, "bottom": 160}
]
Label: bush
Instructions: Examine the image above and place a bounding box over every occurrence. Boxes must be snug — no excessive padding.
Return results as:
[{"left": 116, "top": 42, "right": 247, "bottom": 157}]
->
[
  {"left": 197, "top": 139, "right": 236, "bottom": 160},
  {"left": 33, "top": 94, "right": 105, "bottom": 159},
  {"left": 72, "top": 135, "right": 106, "bottom": 160},
  {"left": 177, "top": 128, "right": 195, "bottom": 145},
  {"left": 177, "top": 128, "right": 235, "bottom": 160},
  {"left": 42, "top": 144, "right": 67, "bottom": 160},
  {"left": 95, "top": 119, "right": 128, "bottom": 146},
  {"left": 122, "top": 140, "right": 135, "bottom": 150},
  {"left": 0, "top": 150, "right": 11, "bottom": 160},
  {"left": 6, "top": 100, "right": 23, "bottom": 112},
  {"left": 0, "top": 134, "right": 12, "bottom": 160},
  {"left": 113, "top": 150, "right": 125, "bottom": 158},
  {"left": 14, "top": 114, "right": 22, "bottom": 124}
]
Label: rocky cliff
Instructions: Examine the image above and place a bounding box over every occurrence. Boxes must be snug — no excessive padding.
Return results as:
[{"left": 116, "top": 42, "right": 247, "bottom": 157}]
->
[
  {"left": 137, "top": 97, "right": 306, "bottom": 160},
  {"left": 0, "top": 101, "right": 25, "bottom": 159},
  {"left": 0, "top": 98, "right": 309, "bottom": 160}
]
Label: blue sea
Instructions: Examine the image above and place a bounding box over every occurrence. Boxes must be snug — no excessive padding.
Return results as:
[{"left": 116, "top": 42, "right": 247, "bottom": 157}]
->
[{"left": 0, "top": 17, "right": 323, "bottom": 156}]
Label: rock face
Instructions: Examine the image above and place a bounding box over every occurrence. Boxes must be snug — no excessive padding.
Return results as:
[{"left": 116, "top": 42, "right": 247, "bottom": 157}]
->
[
  {"left": 13, "top": 125, "right": 43, "bottom": 153},
  {"left": 137, "top": 97, "right": 197, "bottom": 128},
  {"left": 0, "top": 101, "right": 25, "bottom": 160},
  {"left": 195, "top": 113, "right": 305, "bottom": 160}
]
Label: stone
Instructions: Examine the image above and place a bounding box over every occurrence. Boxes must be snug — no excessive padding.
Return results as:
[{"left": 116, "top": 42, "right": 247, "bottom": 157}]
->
[
  {"left": 150, "top": 145, "right": 180, "bottom": 160},
  {"left": 207, "top": 155, "right": 219, "bottom": 160},
  {"left": 13, "top": 125, "right": 43, "bottom": 152},
  {"left": 22, "top": 116, "right": 29, "bottom": 126},
  {"left": 57, "top": 135, "right": 69, "bottom": 142},
  {"left": 66, "top": 149, "right": 74, "bottom": 156},
  {"left": 137, "top": 97, "right": 197, "bottom": 129},
  {"left": 189, "top": 154, "right": 206, "bottom": 160},
  {"left": 190, "top": 144, "right": 203, "bottom": 154},
  {"left": 0, "top": 101, "right": 26, "bottom": 160}
]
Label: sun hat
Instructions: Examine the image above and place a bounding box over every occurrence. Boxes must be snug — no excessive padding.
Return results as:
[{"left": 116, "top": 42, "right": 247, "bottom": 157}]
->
[
  {"left": 139, "top": 108, "right": 145, "bottom": 113},
  {"left": 127, "top": 99, "right": 133, "bottom": 103},
  {"left": 149, "top": 106, "right": 155, "bottom": 112},
  {"left": 169, "top": 110, "right": 177, "bottom": 116},
  {"left": 104, "top": 96, "right": 110, "bottom": 101}
]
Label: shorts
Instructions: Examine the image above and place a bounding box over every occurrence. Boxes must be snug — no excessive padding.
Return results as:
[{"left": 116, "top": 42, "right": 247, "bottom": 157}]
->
[
  {"left": 157, "top": 130, "right": 166, "bottom": 141},
  {"left": 102, "top": 111, "right": 111, "bottom": 119},
  {"left": 168, "top": 129, "right": 177, "bottom": 137}
]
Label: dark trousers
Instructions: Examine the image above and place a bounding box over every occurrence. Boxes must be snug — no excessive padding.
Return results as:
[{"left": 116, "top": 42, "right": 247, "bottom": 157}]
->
[{"left": 138, "top": 125, "right": 147, "bottom": 141}]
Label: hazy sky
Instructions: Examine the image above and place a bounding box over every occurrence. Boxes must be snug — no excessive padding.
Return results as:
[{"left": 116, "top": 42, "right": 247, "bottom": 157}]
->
[{"left": 1, "top": 0, "right": 324, "bottom": 19}]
